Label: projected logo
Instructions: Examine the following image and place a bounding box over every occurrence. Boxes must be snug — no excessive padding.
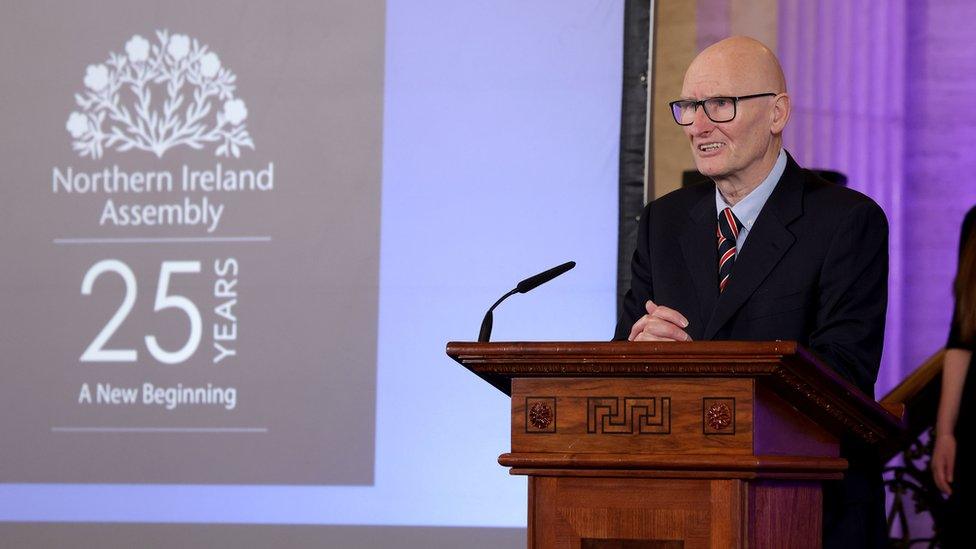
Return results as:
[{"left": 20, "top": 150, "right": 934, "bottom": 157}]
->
[
  {"left": 2, "top": 4, "right": 382, "bottom": 486},
  {"left": 53, "top": 31, "right": 269, "bottom": 420},
  {"left": 66, "top": 30, "right": 254, "bottom": 159}
]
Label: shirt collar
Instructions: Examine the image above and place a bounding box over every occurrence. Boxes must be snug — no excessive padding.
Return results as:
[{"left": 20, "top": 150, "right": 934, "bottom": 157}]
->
[{"left": 715, "top": 148, "right": 787, "bottom": 231}]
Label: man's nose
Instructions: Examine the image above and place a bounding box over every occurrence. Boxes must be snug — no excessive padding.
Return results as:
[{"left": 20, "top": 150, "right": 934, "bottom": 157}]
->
[{"left": 688, "top": 105, "right": 713, "bottom": 134}]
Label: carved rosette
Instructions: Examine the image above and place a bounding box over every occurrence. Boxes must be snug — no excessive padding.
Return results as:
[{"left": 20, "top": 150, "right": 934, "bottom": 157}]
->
[
  {"left": 707, "top": 404, "right": 732, "bottom": 429},
  {"left": 525, "top": 397, "right": 556, "bottom": 433},
  {"left": 703, "top": 397, "right": 736, "bottom": 435},
  {"left": 530, "top": 402, "right": 553, "bottom": 429}
]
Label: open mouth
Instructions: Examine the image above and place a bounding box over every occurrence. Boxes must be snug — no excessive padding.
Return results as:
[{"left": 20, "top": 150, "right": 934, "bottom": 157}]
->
[{"left": 697, "top": 142, "right": 725, "bottom": 152}]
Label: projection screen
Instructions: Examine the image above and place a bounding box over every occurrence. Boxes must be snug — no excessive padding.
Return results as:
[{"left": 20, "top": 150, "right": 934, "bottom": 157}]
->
[{"left": 0, "top": 1, "right": 622, "bottom": 545}]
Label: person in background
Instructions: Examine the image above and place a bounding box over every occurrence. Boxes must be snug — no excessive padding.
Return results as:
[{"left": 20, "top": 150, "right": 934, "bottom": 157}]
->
[{"left": 932, "top": 205, "right": 976, "bottom": 548}]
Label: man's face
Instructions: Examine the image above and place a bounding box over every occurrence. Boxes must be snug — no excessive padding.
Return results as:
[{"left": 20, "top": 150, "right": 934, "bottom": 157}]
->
[{"left": 680, "top": 58, "right": 776, "bottom": 183}]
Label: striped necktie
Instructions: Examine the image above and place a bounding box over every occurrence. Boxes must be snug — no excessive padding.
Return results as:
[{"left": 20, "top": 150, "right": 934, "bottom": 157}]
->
[{"left": 717, "top": 207, "right": 743, "bottom": 292}]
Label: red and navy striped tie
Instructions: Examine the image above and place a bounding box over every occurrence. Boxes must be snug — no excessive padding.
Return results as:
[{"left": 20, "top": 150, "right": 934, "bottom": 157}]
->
[{"left": 717, "top": 207, "right": 743, "bottom": 292}]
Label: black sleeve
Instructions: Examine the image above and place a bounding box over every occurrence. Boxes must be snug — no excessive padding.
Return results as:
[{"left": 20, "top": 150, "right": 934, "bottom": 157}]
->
[
  {"left": 808, "top": 200, "right": 889, "bottom": 395},
  {"left": 947, "top": 205, "right": 976, "bottom": 350},
  {"left": 614, "top": 202, "right": 654, "bottom": 340}
]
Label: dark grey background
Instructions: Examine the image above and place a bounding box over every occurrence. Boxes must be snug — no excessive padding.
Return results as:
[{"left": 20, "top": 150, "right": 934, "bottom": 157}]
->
[{"left": 0, "top": 0, "right": 383, "bottom": 484}]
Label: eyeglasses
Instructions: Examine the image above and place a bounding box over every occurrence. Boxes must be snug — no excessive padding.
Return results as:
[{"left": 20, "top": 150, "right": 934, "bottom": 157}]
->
[{"left": 669, "top": 93, "right": 777, "bottom": 126}]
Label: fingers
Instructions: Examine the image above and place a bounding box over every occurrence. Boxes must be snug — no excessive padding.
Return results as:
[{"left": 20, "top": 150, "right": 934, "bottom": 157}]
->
[
  {"left": 933, "top": 459, "right": 952, "bottom": 495},
  {"left": 628, "top": 300, "right": 658, "bottom": 340},
  {"left": 629, "top": 300, "right": 692, "bottom": 342},
  {"left": 932, "top": 456, "right": 946, "bottom": 494},
  {"left": 932, "top": 438, "right": 956, "bottom": 495},
  {"left": 946, "top": 454, "right": 955, "bottom": 493},
  {"left": 650, "top": 304, "right": 689, "bottom": 329},
  {"left": 629, "top": 300, "right": 660, "bottom": 338},
  {"left": 628, "top": 315, "right": 652, "bottom": 341},
  {"left": 633, "top": 318, "right": 692, "bottom": 341}
]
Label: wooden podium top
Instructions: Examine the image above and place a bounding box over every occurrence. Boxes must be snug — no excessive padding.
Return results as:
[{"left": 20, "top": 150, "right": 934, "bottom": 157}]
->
[{"left": 447, "top": 340, "right": 905, "bottom": 445}]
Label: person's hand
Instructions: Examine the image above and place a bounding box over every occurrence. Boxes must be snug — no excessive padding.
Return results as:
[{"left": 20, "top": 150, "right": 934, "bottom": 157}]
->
[
  {"left": 628, "top": 300, "right": 692, "bottom": 342},
  {"left": 932, "top": 433, "right": 957, "bottom": 495}
]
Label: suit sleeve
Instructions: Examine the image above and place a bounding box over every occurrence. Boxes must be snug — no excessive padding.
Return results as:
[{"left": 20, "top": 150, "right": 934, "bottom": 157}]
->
[
  {"left": 614, "top": 202, "right": 655, "bottom": 340},
  {"left": 808, "top": 200, "right": 889, "bottom": 396}
]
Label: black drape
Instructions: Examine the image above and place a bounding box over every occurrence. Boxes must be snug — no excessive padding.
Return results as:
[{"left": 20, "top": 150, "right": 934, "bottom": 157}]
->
[{"left": 616, "top": 0, "right": 652, "bottom": 318}]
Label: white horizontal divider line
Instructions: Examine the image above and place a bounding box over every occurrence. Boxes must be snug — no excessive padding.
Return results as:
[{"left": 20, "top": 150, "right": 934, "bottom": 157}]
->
[
  {"left": 51, "top": 427, "right": 268, "bottom": 433},
  {"left": 54, "top": 236, "right": 272, "bottom": 244}
]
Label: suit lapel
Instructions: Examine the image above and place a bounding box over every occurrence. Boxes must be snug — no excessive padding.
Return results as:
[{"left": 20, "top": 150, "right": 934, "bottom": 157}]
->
[
  {"left": 702, "top": 156, "right": 805, "bottom": 340},
  {"left": 679, "top": 188, "right": 719, "bottom": 331}
]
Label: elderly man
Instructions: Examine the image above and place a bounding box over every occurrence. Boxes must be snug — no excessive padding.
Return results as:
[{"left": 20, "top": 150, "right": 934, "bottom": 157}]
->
[{"left": 615, "top": 37, "right": 888, "bottom": 547}]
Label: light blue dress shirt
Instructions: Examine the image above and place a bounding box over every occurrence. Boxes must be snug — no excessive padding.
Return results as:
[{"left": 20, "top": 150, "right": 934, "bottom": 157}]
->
[{"left": 714, "top": 148, "right": 787, "bottom": 251}]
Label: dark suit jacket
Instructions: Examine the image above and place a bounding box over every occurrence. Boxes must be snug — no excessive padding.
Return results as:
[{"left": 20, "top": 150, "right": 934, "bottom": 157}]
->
[
  {"left": 614, "top": 152, "right": 889, "bottom": 547},
  {"left": 615, "top": 153, "right": 887, "bottom": 395}
]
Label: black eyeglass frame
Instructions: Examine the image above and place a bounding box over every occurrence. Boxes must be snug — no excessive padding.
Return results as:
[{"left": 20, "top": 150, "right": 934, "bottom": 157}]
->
[{"left": 669, "top": 92, "right": 778, "bottom": 126}]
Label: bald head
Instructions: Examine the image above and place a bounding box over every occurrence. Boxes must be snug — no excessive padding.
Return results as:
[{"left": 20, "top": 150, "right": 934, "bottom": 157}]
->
[{"left": 683, "top": 36, "right": 786, "bottom": 98}]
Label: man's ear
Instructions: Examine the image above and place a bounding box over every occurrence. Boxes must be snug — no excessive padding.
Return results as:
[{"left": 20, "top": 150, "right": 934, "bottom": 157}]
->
[{"left": 770, "top": 93, "right": 791, "bottom": 135}]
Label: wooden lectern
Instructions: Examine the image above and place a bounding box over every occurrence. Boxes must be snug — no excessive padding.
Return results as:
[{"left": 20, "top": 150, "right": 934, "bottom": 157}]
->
[{"left": 447, "top": 341, "right": 904, "bottom": 549}]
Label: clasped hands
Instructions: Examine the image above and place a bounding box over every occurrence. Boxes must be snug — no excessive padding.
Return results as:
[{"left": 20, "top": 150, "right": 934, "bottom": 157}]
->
[{"left": 628, "top": 300, "right": 692, "bottom": 342}]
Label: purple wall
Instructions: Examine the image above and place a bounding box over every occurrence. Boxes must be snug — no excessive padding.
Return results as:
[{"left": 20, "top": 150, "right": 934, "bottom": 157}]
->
[
  {"left": 777, "top": 0, "right": 908, "bottom": 393},
  {"left": 777, "top": 3, "right": 976, "bottom": 538},
  {"left": 778, "top": 0, "right": 976, "bottom": 391},
  {"left": 903, "top": 0, "right": 976, "bottom": 370}
]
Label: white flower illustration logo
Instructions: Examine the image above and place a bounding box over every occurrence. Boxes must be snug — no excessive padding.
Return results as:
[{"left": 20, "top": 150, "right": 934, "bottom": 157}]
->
[
  {"left": 125, "top": 35, "right": 150, "bottom": 62},
  {"left": 67, "top": 29, "right": 255, "bottom": 159},
  {"left": 167, "top": 34, "right": 191, "bottom": 60},
  {"left": 84, "top": 65, "right": 109, "bottom": 91},
  {"left": 200, "top": 52, "right": 221, "bottom": 78},
  {"left": 66, "top": 112, "right": 89, "bottom": 138},
  {"left": 223, "top": 99, "right": 248, "bottom": 125}
]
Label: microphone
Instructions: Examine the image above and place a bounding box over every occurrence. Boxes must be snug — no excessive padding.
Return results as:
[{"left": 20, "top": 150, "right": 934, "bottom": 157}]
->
[{"left": 478, "top": 261, "right": 576, "bottom": 342}]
